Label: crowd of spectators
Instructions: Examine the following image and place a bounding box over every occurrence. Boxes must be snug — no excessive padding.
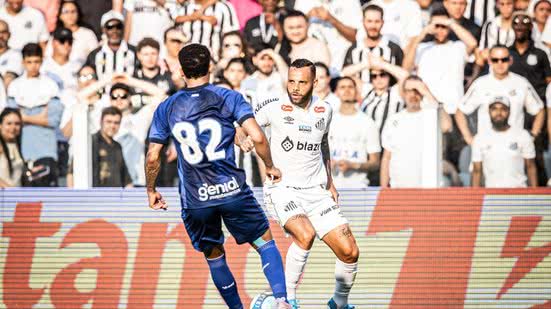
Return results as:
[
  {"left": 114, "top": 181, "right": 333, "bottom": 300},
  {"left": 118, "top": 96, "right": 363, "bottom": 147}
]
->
[{"left": 0, "top": 0, "right": 549, "bottom": 189}]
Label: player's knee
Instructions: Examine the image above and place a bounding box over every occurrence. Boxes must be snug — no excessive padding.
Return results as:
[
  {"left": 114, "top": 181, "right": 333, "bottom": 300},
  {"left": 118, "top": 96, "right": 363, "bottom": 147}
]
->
[
  {"left": 204, "top": 245, "right": 225, "bottom": 259},
  {"left": 294, "top": 230, "right": 316, "bottom": 250},
  {"left": 339, "top": 243, "right": 359, "bottom": 263}
]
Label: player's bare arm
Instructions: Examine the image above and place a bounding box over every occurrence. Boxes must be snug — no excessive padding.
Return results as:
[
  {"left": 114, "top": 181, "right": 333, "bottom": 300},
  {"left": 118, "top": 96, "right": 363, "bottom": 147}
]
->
[
  {"left": 145, "top": 142, "right": 167, "bottom": 210},
  {"left": 241, "top": 117, "right": 282, "bottom": 182},
  {"left": 321, "top": 132, "right": 338, "bottom": 202}
]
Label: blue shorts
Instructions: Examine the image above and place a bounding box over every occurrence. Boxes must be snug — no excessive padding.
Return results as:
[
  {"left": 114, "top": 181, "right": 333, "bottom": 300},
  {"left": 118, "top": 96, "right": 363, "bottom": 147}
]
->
[{"left": 182, "top": 195, "right": 270, "bottom": 252}]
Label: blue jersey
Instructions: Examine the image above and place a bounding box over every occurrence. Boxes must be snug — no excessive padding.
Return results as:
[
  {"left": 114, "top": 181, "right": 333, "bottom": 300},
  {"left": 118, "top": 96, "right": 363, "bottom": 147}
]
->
[{"left": 148, "top": 84, "right": 255, "bottom": 209}]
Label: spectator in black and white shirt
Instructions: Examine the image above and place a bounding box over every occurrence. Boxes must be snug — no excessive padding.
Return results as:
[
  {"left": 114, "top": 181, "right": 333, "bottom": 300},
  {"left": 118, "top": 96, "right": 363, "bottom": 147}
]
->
[
  {"left": 243, "top": 0, "right": 281, "bottom": 53},
  {"left": 479, "top": 0, "right": 515, "bottom": 49},
  {"left": 173, "top": 0, "right": 239, "bottom": 61},
  {"left": 370, "top": 0, "right": 423, "bottom": 48},
  {"left": 403, "top": 7, "right": 477, "bottom": 114},
  {"left": 444, "top": 0, "right": 481, "bottom": 42},
  {"left": 464, "top": 0, "right": 496, "bottom": 27},
  {"left": 0, "top": 0, "right": 49, "bottom": 51},
  {"left": 84, "top": 11, "right": 137, "bottom": 81},
  {"left": 342, "top": 5, "right": 404, "bottom": 92},
  {"left": 0, "top": 19, "right": 22, "bottom": 88}
]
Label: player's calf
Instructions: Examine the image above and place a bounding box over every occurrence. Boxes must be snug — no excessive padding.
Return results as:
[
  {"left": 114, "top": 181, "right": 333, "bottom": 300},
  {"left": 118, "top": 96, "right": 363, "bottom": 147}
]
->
[
  {"left": 204, "top": 245, "right": 243, "bottom": 309},
  {"left": 252, "top": 236, "right": 288, "bottom": 303}
]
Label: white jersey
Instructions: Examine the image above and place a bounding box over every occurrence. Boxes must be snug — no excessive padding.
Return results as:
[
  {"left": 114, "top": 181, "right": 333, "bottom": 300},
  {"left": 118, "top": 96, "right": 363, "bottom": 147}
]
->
[
  {"left": 255, "top": 96, "right": 332, "bottom": 188},
  {"left": 329, "top": 111, "right": 381, "bottom": 188},
  {"left": 472, "top": 127, "right": 535, "bottom": 187}
]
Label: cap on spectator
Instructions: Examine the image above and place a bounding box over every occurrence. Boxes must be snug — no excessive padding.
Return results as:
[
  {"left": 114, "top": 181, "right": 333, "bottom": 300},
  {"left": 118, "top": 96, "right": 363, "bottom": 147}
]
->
[
  {"left": 101, "top": 10, "right": 125, "bottom": 28},
  {"left": 110, "top": 83, "right": 133, "bottom": 96},
  {"left": 489, "top": 95, "right": 511, "bottom": 108},
  {"left": 53, "top": 27, "right": 73, "bottom": 42}
]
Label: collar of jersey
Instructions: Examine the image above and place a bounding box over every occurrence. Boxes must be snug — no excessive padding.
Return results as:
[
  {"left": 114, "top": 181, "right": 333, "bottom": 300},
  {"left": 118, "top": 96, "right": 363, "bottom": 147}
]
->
[{"left": 185, "top": 83, "right": 210, "bottom": 91}]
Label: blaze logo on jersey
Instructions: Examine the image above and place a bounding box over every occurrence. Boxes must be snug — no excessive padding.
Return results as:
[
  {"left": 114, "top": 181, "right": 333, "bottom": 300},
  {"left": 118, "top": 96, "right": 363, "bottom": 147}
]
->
[
  {"left": 281, "top": 104, "right": 293, "bottom": 112},
  {"left": 281, "top": 136, "right": 294, "bottom": 152},
  {"left": 197, "top": 177, "right": 241, "bottom": 201},
  {"left": 315, "top": 118, "right": 325, "bottom": 131},
  {"left": 314, "top": 106, "right": 325, "bottom": 113}
]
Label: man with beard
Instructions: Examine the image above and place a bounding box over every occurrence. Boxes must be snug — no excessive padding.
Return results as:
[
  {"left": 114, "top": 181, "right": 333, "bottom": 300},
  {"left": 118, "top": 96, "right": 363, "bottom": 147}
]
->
[
  {"left": 342, "top": 4, "right": 403, "bottom": 92},
  {"left": 84, "top": 10, "right": 137, "bottom": 80},
  {"left": 471, "top": 96, "right": 537, "bottom": 187},
  {"left": 256, "top": 59, "right": 359, "bottom": 309},
  {"left": 0, "top": 20, "right": 22, "bottom": 89}
]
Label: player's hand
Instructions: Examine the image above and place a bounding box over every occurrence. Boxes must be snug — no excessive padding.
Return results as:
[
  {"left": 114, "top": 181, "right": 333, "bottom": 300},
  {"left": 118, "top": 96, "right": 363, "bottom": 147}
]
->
[
  {"left": 367, "top": 53, "right": 386, "bottom": 70},
  {"left": 148, "top": 190, "right": 167, "bottom": 210},
  {"left": 265, "top": 166, "right": 282, "bottom": 183},
  {"left": 240, "top": 136, "right": 255, "bottom": 152},
  {"left": 328, "top": 183, "right": 339, "bottom": 204}
]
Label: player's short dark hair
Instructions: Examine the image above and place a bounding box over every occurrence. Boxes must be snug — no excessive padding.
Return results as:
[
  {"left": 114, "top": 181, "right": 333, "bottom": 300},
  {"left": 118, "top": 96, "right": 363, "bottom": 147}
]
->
[
  {"left": 290, "top": 58, "right": 316, "bottom": 78},
  {"left": 179, "top": 43, "right": 211, "bottom": 79},
  {"left": 101, "top": 106, "right": 122, "bottom": 120},
  {"left": 314, "top": 62, "right": 329, "bottom": 77},
  {"left": 22, "top": 43, "right": 42, "bottom": 59},
  {"left": 431, "top": 6, "right": 450, "bottom": 18},
  {"left": 363, "top": 4, "right": 384, "bottom": 18},
  {"left": 336, "top": 76, "right": 357, "bottom": 88},
  {"left": 137, "top": 37, "right": 160, "bottom": 52},
  {"left": 225, "top": 57, "right": 246, "bottom": 70}
]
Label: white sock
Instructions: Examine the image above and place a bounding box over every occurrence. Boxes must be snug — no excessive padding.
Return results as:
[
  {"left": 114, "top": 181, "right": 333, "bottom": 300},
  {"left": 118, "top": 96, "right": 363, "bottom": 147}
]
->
[
  {"left": 333, "top": 259, "right": 358, "bottom": 307},
  {"left": 285, "top": 242, "right": 310, "bottom": 300}
]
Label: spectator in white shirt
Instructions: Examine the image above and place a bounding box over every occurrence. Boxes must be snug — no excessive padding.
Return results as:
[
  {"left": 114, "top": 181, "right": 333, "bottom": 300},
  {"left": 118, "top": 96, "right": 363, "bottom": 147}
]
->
[
  {"left": 0, "top": 19, "right": 21, "bottom": 88},
  {"left": 46, "top": 0, "right": 98, "bottom": 67},
  {"left": 329, "top": 76, "right": 381, "bottom": 189},
  {"left": 370, "top": 0, "right": 423, "bottom": 48},
  {"left": 0, "top": 0, "right": 49, "bottom": 50},
  {"left": 479, "top": 0, "right": 515, "bottom": 49},
  {"left": 455, "top": 45, "right": 545, "bottom": 145},
  {"left": 278, "top": 10, "right": 331, "bottom": 67},
  {"left": 124, "top": 0, "right": 173, "bottom": 46},
  {"left": 471, "top": 95, "right": 538, "bottom": 187},
  {"left": 532, "top": 0, "right": 551, "bottom": 59},
  {"left": 293, "top": 0, "right": 363, "bottom": 71},
  {"left": 313, "top": 62, "right": 340, "bottom": 109},
  {"left": 403, "top": 7, "right": 477, "bottom": 114},
  {"left": 160, "top": 26, "right": 187, "bottom": 89},
  {"left": 42, "top": 27, "right": 79, "bottom": 93},
  {"left": 381, "top": 76, "right": 452, "bottom": 188}
]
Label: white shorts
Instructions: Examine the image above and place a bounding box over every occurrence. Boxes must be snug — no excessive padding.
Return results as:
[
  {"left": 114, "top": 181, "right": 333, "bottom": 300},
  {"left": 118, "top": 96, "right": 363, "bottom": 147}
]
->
[{"left": 263, "top": 183, "right": 348, "bottom": 239}]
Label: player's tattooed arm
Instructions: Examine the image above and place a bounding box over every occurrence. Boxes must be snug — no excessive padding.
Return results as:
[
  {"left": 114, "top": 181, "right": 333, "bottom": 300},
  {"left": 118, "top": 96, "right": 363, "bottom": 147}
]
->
[
  {"left": 145, "top": 143, "right": 163, "bottom": 192},
  {"left": 321, "top": 133, "right": 333, "bottom": 187}
]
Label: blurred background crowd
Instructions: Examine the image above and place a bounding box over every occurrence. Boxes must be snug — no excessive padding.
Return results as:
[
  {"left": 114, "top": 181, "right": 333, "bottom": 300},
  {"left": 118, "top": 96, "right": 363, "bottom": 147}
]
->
[{"left": 0, "top": 0, "right": 549, "bottom": 189}]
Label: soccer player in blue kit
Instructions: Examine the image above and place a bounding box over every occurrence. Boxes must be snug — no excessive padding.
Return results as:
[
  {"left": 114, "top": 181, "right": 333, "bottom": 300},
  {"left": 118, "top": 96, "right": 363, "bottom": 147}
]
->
[{"left": 145, "top": 44, "right": 290, "bottom": 309}]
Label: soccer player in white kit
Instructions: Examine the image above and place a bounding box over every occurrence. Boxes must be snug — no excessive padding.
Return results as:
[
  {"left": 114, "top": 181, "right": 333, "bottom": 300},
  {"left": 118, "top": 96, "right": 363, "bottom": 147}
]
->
[{"left": 255, "top": 59, "right": 359, "bottom": 309}]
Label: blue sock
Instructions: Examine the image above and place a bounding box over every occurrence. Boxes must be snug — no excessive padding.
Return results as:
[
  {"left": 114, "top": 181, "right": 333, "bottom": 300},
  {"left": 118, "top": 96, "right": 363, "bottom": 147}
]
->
[
  {"left": 256, "top": 240, "right": 287, "bottom": 301},
  {"left": 206, "top": 254, "right": 243, "bottom": 309}
]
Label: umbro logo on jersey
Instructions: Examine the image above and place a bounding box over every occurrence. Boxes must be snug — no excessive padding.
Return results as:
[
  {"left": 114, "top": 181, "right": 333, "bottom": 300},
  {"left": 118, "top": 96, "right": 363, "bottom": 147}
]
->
[
  {"left": 281, "top": 104, "right": 293, "bottom": 112},
  {"left": 281, "top": 136, "right": 294, "bottom": 151},
  {"left": 315, "top": 118, "right": 325, "bottom": 131},
  {"left": 284, "top": 201, "right": 298, "bottom": 212},
  {"left": 283, "top": 116, "right": 295, "bottom": 124},
  {"left": 314, "top": 106, "right": 325, "bottom": 113}
]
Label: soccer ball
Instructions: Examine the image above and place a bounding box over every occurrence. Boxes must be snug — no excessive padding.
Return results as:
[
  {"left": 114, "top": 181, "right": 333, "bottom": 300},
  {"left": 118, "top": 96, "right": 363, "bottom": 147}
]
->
[{"left": 250, "top": 291, "right": 277, "bottom": 309}]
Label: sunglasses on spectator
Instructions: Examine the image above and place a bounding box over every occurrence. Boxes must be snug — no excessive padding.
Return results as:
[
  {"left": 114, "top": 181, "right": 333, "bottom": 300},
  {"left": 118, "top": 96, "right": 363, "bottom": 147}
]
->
[
  {"left": 223, "top": 43, "right": 242, "bottom": 48},
  {"left": 57, "top": 38, "right": 73, "bottom": 45},
  {"left": 111, "top": 93, "right": 129, "bottom": 100},
  {"left": 490, "top": 57, "right": 509, "bottom": 63},
  {"left": 78, "top": 73, "right": 96, "bottom": 82},
  {"left": 105, "top": 23, "right": 123, "bottom": 30},
  {"left": 513, "top": 16, "right": 531, "bottom": 25},
  {"left": 434, "top": 23, "right": 449, "bottom": 29},
  {"left": 168, "top": 38, "right": 185, "bottom": 44},
  {"left": 370, "top": 72, "right": 388, "bottom": 79}
]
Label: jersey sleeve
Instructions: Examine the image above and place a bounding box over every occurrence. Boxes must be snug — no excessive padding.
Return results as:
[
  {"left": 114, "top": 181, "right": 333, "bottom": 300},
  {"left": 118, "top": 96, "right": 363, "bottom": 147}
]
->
[
  {"left": 523, "top": 82, "right": 544, "bottom": 115},
  {"left": 471, "top": 134, "right": 482, "bottom": 163},
  {"left": 230, "top": 91, "right": 254, "bottom": 125},
  {"left": 324, "top": 104, "right": 333, "bottom": 135},
  {"left": 148, "top": 99, "right": 171, "bottom": 145},
  {"left": 458, "top": 79, "right": 483, "bottom": 115},
  {"left": 519, "top": 130, "right": 536, "bottom": 160}
]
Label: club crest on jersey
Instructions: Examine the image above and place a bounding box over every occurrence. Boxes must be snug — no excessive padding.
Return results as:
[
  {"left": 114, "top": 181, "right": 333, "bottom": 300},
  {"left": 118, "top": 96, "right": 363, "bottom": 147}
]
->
[
  {"left": 509, "top": 142, "right": 518, "bottom": 150},
  {"left": 314, "top": 106, "right": 325, "bottom": 113},
  {"left": 283, "top": 116, "right": 295, "bottom": 124},
  {"left": 281, "top": 104, "right": 293, "bottom": 112},
  {"left": 281, "top": 136, "right": 294, "bottom": 152},
  {"left": 315, "top": 118, "right": 325, "bottom": 131}
]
